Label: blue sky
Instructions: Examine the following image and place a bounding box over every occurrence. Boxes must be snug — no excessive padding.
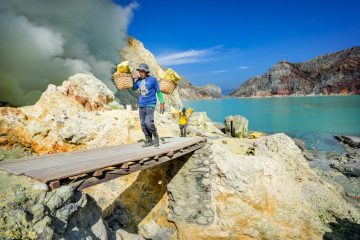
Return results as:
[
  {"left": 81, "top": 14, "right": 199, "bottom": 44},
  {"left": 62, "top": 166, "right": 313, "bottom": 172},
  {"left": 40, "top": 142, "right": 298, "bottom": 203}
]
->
[{"left": 121, "top": 0, "right": 360, "bottom": 91}]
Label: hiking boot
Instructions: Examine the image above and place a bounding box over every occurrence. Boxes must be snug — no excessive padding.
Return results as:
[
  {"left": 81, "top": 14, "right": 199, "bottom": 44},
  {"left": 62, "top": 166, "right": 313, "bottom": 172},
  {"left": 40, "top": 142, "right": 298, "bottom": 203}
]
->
[
  {"left": 142, "top": 136, "right": 154, "bottom": 147},
  {"left": 153, "top": 132, "right": 160, "bottom": 147}
]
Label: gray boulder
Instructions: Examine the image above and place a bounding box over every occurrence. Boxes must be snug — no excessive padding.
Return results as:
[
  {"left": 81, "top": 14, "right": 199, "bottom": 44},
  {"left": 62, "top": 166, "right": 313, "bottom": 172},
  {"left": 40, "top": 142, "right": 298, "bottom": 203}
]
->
[
  {"left": 212, "top": 122, "right": 225, "bottom": 133},
  {"left": 224, "top": 115, "right": 249, "bottom": 138}
]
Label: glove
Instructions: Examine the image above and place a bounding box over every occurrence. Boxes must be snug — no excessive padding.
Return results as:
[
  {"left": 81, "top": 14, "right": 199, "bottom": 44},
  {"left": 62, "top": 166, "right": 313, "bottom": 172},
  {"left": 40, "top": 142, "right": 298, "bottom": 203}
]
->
[{"left": 160, "top": 103, "right": 165, "bottom": 114}]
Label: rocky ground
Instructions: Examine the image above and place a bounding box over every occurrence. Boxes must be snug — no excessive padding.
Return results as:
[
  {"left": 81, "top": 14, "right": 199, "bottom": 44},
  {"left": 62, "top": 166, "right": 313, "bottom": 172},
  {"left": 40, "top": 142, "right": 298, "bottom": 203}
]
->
[
  {"left": 1, "top": 74, "right": 360, "bottom": 240},
  {"left": 302, "top": 136, "right": 360, "bottom": 204}
]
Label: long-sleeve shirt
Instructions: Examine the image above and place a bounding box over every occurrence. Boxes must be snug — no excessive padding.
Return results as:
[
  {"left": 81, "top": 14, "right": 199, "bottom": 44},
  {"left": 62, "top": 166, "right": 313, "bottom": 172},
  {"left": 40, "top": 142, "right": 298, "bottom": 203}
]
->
[{"left": 132, "top": 76, "right": 164, "bottom": 107}]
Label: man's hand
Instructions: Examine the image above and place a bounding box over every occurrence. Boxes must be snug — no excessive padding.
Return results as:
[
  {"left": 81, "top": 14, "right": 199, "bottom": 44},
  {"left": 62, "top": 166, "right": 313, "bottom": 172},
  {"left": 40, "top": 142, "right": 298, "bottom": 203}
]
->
[
  {"left": 160, "top": 103, "right": 165, "bottom": 114},
  {"left": 132, "top": 72, "right": 139, "bottom": 82}
]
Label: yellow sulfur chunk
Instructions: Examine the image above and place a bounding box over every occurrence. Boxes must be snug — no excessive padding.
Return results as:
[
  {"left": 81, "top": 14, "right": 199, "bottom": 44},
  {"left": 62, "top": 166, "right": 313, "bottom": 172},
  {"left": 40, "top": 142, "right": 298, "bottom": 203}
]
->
[
  {"left": 250, "top": 131, "right": 262, "bottom": 139},
  {"left": 164, "top": 68, "right": 180, "bottom": 82},
  {"left": 117, "top": 61, "right": 132, "bottom": 74}
]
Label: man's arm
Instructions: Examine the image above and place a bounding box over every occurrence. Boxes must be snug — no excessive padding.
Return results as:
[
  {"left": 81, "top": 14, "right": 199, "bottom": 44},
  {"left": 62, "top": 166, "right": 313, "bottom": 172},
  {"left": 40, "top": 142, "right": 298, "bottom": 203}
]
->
[
  {"left": 157, "top": 91, "right": 165, "bottom": 114},
  {"left": 132, "top": 78, "right": 139, "bottom": 91},
  {"left": 156, "top": 91, "right": 164, "bottom": 104},
  {"left": 154, "top": 78, "right": 165, "bottom": 113},
  {"left": 154, "top": 77, "right": 164, "bottom": 103}
]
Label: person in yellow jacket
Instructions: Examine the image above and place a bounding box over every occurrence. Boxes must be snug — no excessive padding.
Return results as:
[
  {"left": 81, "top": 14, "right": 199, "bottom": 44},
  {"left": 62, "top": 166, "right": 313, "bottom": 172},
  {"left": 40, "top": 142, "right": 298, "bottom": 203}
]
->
[{"left": 178, "top": 107, "right": 193, "bottom": 137}]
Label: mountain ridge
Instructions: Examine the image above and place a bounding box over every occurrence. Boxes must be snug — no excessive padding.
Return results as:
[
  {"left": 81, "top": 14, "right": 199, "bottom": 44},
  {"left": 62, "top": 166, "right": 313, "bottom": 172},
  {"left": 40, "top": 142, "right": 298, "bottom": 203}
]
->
[{"left": 230, "top": 46, "right": 360, "bottom": 97}]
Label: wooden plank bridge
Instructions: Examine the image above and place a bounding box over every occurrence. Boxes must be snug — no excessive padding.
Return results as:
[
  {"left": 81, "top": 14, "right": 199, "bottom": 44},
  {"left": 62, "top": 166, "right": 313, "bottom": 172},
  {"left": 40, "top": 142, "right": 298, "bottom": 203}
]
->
[{"left": 0, "top": 137, "right": 206, "bottom": 190}]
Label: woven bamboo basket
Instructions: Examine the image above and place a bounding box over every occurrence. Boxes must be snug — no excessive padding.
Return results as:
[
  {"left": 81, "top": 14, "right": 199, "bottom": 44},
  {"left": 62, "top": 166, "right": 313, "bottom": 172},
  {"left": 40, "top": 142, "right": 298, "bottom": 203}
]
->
[
  {"left": 160, "top": 78, "right": 177, "bottom": 94},
  {"left": 112, "top": 72, "right": 133, "bottom": 90}
]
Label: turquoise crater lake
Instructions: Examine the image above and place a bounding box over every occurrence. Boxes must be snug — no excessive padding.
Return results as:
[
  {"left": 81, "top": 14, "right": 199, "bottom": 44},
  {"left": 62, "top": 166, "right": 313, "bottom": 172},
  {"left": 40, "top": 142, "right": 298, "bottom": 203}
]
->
[{"left": 184, "top": 95, "right": 360, "bottom": 152}]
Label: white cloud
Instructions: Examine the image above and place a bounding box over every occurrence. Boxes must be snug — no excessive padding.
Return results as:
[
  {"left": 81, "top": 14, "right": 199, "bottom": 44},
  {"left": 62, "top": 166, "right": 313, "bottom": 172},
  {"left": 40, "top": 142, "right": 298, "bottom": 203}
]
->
[
  {"left": 238, "top": 66, "right": 251, "bottom": 70},
  {"left": 209, "top": 70, "right": 228, "bottom": 74},
  {"left": 156, "top": 45, "right": 223, "bottom": 66}
]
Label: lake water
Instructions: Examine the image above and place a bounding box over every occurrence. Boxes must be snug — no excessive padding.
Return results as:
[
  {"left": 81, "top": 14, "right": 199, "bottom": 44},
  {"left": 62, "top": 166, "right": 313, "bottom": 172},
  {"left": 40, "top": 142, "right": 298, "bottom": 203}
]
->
[{"left": 184, "top": 95, "right": 360, "bottom": 152}]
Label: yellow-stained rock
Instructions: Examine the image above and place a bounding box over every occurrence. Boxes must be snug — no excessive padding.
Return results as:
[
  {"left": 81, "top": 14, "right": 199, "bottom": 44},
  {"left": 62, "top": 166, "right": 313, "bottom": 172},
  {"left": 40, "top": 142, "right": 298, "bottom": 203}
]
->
[
  {"left": 250, "top": 131, "right": 262, "bottom": 139},
  {"left": 1, "top": 73, "right": 360, "bottom": 240},
  {"left": 121, "top": 37, "right": 183, "bottom": 109}
]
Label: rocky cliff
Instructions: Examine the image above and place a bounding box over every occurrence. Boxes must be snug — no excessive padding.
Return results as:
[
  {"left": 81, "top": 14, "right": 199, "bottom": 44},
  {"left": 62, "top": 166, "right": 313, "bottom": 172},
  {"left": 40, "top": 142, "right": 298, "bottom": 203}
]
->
[
  {"left": 177, "top": 79, "right": 222, "bottom": 100},
  {"left": 1, "top": 74, "right": 359, "bottom": 240},
  {"left": 230, "top": 46, "right": 360, "bottom": 97},
  {"left": 117, "top": 37, "right": 221, "bottom": 108}
]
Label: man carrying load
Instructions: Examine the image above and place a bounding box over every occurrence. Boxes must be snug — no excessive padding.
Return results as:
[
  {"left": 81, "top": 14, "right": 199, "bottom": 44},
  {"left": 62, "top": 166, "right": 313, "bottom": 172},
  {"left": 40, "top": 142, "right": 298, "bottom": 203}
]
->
[
  {"left": 178, "top": 107, "right": 193, "bottom": 137},
  {"left": 132, "top": 63, "right": 165, "bottom": 147}
]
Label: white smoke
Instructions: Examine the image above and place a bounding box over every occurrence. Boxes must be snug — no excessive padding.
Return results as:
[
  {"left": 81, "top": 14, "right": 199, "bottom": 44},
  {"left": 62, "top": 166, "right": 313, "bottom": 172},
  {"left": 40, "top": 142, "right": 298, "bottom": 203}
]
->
[{"left": 0, "top": 0, "right": 137, "bottom": 106}]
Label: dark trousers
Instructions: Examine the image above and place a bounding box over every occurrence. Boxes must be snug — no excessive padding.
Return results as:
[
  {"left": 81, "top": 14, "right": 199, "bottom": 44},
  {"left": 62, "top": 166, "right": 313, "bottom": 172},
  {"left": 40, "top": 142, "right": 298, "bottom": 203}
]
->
[
  {"left": 139, "top": 107, "right": 157, "bottom": 138},
  {"left": 179, "top": 124, "right": 187, "bottom": 137}
]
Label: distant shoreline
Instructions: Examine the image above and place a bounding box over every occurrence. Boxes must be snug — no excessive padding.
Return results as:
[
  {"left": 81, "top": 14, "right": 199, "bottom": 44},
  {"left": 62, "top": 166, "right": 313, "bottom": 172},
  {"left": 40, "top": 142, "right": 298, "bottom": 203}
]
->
[
  {"left": 183, "top": 93, "right": 360, "bottom": 102},
  {"left": 222, "top": 93, "right": 360, "bottom": 99}
]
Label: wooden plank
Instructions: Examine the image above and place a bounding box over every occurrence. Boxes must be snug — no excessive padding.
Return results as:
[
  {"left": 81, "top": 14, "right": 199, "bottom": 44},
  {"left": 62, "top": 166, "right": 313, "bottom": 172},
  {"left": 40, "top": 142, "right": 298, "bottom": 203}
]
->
[
  {"left": 0, "top": 138, "right": 175, "bottom": 173},
  {"left": 0, "top": 138, "right": 174, "bottom": 174},
  {"left": 0, "top": 137, "right": 206, "bottom": 184},
  {"left": 0, "top": 137, "right": 196, "bottom": 175},
  {"left": 25, "top": 138, "right": 204, "bottom": 182},
  {"left": 32, "top": 138, "right": 193, "bottom": 171},
  {"left": 5, "top": 137, "right": 202, "bottom": 176},
  {"left": 73, "top": 140, "right": 206, "bottom": 190}
]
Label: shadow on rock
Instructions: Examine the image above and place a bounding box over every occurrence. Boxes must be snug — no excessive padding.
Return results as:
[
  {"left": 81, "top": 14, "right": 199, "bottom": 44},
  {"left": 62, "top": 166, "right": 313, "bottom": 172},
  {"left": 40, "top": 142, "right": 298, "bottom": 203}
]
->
[
  {"left": 54, "top": 192, "right": 108, "bottom": 240},
  {"left": 104, "top": 153, "right": 191, "bottom": 236},
  {"left": 323, "top": 218, "right": 360, "bottom": 240}
]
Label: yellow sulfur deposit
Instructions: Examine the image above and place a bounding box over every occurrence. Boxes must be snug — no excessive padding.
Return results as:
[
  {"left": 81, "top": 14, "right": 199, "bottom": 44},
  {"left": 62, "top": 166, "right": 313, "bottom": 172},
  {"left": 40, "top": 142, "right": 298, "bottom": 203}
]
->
[
  {"left": 164, "top": 68, "right": 180, "bottom": 82},
  {"left": 116, "top": 61, "right": 132, "bottom": 74},
  {"left": 170, "top": 106, "right": 193, "bottom": 118},
  {"left": 250, "top": 131, "right": 262, "bottom": 139}
]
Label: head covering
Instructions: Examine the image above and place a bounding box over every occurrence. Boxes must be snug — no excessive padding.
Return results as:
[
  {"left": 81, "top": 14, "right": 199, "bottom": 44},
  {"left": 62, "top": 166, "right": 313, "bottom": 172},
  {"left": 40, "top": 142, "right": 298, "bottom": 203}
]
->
[
  {"left": 136, "top": 63, "right": 150, "bottom": 73},
  {"left": 182, "top": 107, "right": 186, "bottom": 112}
]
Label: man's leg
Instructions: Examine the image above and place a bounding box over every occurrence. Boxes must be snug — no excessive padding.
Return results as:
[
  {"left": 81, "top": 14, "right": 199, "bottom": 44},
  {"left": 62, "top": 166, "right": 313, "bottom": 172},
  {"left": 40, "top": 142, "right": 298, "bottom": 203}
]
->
[
  {"left": 184, "top": 124, "right": 187, "bottom": 137},
  {"left": 179, "top": 124, "right": 184, "bottom": 137},
  {"left": 145, "top": 107, "right": 159, "bottom": 147},
  {"left": 139, "top": 107, "right": 153, "bottom": 147}
]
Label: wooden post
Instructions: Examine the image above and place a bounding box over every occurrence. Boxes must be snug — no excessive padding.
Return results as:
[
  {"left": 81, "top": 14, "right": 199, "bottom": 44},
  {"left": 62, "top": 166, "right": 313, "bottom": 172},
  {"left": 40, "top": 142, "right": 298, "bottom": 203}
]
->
[
  {"left": 49, "top": 180, "right": 60, "bottom": 190},
  {"left": 93, "top": 170, "right": 104, "bottom": 177},
  {"left": 166, "top": 151, "right": 174, "bottom": 157}
]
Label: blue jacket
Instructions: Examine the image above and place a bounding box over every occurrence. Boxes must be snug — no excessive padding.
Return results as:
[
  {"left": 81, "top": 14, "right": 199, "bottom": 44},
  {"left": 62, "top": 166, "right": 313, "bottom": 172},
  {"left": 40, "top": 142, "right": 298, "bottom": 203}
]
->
[{"left": 132, "top": 76, "right": 161, "bottom": 107}]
